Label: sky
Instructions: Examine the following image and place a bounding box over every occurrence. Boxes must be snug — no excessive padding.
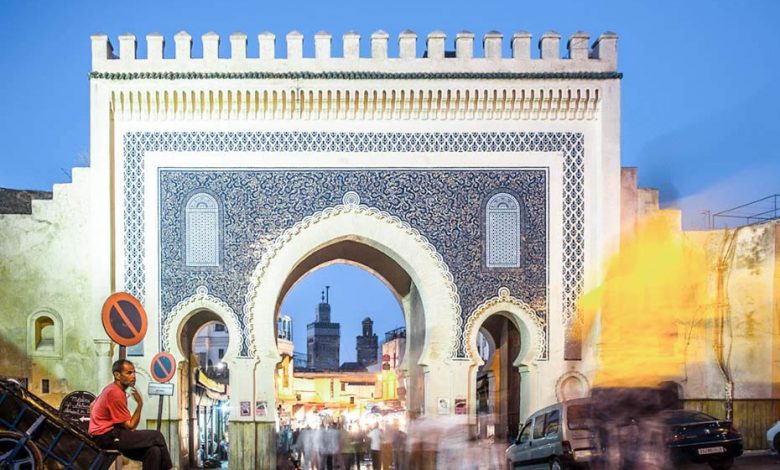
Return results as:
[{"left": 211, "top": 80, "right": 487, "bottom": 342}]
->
[
  {"left": 279, "top": 264, "right": 404, "bottom": 364},
  {"left": 1, "top": 0, "right": 778, "bottom": 358},
  {"left": 2, "top": 1, "right": 778, "bottom": 226}
]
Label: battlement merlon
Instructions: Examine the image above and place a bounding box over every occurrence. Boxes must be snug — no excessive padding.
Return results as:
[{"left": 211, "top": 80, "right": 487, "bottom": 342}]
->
[{"left": 89, "top": 30, "right": 618, "bottom": 76}]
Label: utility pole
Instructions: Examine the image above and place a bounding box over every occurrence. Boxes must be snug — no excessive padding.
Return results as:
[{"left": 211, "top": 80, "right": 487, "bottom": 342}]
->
[{"left": 701, "top": 209, "right": 712, "bottom": 230}]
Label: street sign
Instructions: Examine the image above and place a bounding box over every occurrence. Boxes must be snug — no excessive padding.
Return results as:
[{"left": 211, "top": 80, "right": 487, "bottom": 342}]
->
[
  {"left": 150, "top": 352, "right": 176, "bottom": 383},
  {"left": 149, "top": 352, "right": 177, "bottom": 432},
  {"left": 148, "top": 382, "right": 174, "bottom": 396},
  {"left": 59, "top": 390, "right": 96, "bottom": 431},
  {"left": 101, "top": 292, "right": 148, "bottom": 347}
]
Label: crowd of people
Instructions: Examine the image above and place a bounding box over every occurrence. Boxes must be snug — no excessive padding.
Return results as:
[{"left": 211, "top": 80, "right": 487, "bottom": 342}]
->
[{"left": 276, "top": 415, "right": 505, "bottom": 470}]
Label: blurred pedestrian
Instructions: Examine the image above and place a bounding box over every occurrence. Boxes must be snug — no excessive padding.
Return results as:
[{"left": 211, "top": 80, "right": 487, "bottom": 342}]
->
[{"left": 367, "top": 424, "right": 382, "bottom": 469}]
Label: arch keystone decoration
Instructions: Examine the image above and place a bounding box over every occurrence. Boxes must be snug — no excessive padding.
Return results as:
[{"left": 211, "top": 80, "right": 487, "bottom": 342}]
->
[
  {"left": 162, "top": 286, "right": 243, "bottom": 363},
  {"left": 464, "top": 287, "right": 545, "bottom": 363},
  {"left": 243, "top": 196, "right": 462, "bottom": 360}
]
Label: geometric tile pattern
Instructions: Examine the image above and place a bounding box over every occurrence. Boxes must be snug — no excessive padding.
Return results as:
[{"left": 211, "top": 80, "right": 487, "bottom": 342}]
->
[
  {"left": 122, "top": 131, "right": 585, "bottom": 357},
  {"left": 159, "top": 169, "right": 547, "bottom": 358}
]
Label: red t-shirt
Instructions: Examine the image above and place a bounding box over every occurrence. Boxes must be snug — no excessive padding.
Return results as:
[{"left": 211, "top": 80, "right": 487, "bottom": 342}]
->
[{"left": 89, "top": 383, "right": 131, "bottom": 436}]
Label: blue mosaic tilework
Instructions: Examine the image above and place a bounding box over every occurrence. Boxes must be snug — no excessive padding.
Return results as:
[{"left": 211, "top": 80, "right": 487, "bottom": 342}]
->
[
  {"left": 122, "top": 132, "right": 585, "bottom": 358},
  {"left": 159, "top": 169, "right": 548, "bottom": 358}
]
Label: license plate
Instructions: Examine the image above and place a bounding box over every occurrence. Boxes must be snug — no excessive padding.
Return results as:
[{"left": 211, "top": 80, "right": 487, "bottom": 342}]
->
[
  {"left": 573, "top": 449, "right": 593, "bottom": 460},
  {"left": 697, "top": 446, "right": 726, "bottom": 455}
]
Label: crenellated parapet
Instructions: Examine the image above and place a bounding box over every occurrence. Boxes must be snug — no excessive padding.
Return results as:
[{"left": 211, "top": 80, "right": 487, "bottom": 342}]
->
[
  {"left": 93, "top": 29, "right": 619, "bottom": 121},
  {"left": 90, "top": 29, "right": 619, "bottom": 77}
]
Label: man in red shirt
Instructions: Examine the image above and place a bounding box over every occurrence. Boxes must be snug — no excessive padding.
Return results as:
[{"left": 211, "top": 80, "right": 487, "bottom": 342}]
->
[{"left": 89, "top": 359, "right": 173, "bottom": 470}]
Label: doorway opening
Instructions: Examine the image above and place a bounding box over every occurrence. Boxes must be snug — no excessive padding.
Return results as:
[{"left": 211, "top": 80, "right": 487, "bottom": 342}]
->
[
  {"left": 475, "top": 314, "right": 521, "bottom": 442},
  {"left": 273, "top": 239, "right": 423, "bottom": 438},
  {"left": 179, "top": 311, "right": 230, "bottom": 469}
]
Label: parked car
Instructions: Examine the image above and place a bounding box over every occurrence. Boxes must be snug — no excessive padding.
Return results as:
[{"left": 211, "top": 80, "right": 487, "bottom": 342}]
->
[
  {"left": 663, "top": 410, "right": 743, "bottom": 470},
  {"left": 506, "top": 399, "right": 598, "bottom": 469},
  {"left": 767, "top": 420, "right": 780, "bottom": 453}
]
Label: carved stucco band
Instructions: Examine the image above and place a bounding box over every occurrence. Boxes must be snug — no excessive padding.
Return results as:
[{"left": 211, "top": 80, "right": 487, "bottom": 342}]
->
[
  {"left": 162, "top": 285, "right": 243, "bottom": 357},
  {"left": 242, "top": 198, "right": 462, "bottom": 359},
  {"left": 464, "top": 287, "right": 546, "bottom": 362}
]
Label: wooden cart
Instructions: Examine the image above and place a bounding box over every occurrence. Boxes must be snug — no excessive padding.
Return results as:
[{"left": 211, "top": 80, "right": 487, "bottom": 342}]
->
[{"left": 0, "top": 379, "right": 119, "bottom": 469}]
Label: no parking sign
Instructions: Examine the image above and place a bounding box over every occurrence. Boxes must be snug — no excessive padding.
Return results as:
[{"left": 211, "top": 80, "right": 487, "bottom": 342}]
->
[
  {"left": 101, "top": 292, "right": 147, "bottom": 347},
  {"left": 150, "top": 352, "right": 176, "bottom": 383},
  {"left": 150, "top": 352, "right": 176, "bottom": 431}
]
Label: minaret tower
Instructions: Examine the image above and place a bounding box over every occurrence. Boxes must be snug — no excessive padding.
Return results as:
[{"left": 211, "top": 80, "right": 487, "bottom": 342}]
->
[
  {"left": 356, "top": 317, "right": 378, "bottom": 367},
  {"left": 306, "top": 286, "right": 341, "bottom": 370}
]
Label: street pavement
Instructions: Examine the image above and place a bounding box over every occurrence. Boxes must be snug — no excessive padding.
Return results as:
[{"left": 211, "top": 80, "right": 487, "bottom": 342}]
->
[{"left": 678, "top": 450, "right": 779, "bottom": 469}]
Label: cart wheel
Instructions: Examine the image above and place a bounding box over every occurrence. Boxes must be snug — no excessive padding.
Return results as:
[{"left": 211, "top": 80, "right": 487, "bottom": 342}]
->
[{"left": 0, "top": 431, "right": 42, "bottom": 470}]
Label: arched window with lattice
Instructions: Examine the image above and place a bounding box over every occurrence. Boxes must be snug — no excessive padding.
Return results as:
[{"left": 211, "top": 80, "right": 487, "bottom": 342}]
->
[
  {"left": 486, "top": 192, "right": 522, "bottom": 268},
  {"left": 185, "top": 192, "right": 221, "bottom": 267}
]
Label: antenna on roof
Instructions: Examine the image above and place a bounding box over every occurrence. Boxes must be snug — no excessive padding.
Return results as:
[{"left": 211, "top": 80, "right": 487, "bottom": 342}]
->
[{"left": 325, "top": 285, "right": 330, "bottom": 303}]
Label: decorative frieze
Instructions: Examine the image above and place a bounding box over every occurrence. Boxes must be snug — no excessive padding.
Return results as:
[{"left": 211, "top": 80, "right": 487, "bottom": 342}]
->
[{"left": 109, "top": 86, "right": 600, "bottom": 121}]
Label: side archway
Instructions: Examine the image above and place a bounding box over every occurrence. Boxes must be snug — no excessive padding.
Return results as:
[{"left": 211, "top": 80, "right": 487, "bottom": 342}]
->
[
  {"left": 163, "top": 286, "right": 242, "bottom": 364},
  {"left": 162, "top": 286, "right": 241, "bottom": 469},
  {"left": 465, "top": 287, "right": 544, "bottom": 428}
]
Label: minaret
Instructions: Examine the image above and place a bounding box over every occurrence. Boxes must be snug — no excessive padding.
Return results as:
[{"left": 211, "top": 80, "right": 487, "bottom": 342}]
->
[
  {"left": 306, "top": 286, "right": 340, "bottom": 370},
  {"left": 316, "top": 286, "right": 331, "bottom": 322},
  {"left": 356, "top": 317, "right": 378, "bottom": 367}
]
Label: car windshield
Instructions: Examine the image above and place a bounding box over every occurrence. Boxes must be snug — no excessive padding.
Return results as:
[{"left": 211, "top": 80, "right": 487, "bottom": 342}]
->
[
  {"left": 663, "top": 411, "right": 717, "bottom": 425},
  {"left": 567, "top": 404, "right": 593, "bottom": 430}
]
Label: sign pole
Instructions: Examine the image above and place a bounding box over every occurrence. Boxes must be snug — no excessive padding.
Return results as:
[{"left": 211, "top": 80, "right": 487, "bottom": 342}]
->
[
  {"left": 157, "top": 396, "right": 164, "bottom": 431},
  {"left": 119, "top": 345, "right": 127, "bottom": 360}
]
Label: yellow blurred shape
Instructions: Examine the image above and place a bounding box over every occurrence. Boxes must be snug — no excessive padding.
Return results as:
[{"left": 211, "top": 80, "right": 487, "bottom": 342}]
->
[{"left": 579, "top": 210, "right": 711, "bottom": 387}]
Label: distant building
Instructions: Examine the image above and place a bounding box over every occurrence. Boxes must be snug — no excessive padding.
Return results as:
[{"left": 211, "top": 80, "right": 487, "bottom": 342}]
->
[
  {"left": 307, "top": 287, "right": 340, "bottom": 370},
  {"left": 356, "top": 317, "right": 378, "bottom": 367},
  {"left": 277, "top": 314, "right": 294, "bottom": 358},
  {"left": 193, "top": 322, "right": 229, "bottom": 370},
  {"left": 382, "top": 326, "right": 406, "bottom": 370}
]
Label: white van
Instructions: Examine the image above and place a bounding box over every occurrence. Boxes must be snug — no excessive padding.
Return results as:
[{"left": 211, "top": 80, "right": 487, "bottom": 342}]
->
[{"left": 506, "top": 399, "right": 598, "bottom": 470}]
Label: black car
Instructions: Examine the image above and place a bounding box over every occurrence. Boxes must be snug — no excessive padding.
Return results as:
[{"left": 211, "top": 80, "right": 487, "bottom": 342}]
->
[{"left": 663, "top": 410, "right": 743, "bottom": 470}]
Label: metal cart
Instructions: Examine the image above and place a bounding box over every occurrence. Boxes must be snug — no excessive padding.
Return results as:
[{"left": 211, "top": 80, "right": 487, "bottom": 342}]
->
[{"left": 0, "top": 379, "right": 119, "bottom": 469}]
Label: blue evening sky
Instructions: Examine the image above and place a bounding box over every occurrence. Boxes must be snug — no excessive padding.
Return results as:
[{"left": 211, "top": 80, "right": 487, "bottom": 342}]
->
[
  {"left": 1, "top": 0, "right": 778, "bottom": 360},
  {"left": 279, "top": 264, "right": 404, "bottom": 364}
]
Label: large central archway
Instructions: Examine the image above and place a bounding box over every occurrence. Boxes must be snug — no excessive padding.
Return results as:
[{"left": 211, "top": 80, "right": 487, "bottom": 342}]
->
[
  {"left": 244, "top": 199, "right": 463, "bottom": 414},
  {"left": 275, "top": 242, "right": 417, "bottom": 422}
]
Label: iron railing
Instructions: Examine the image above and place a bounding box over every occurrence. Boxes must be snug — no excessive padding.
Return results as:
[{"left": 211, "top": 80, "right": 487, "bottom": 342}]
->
[{"left": 711, "top": 194, "right": 780, "bottom": 228}]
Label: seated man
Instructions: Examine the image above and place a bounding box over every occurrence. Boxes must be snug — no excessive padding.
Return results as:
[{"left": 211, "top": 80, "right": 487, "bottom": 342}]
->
[{"left": 89, "top": 359, "right": 173, "bottom": 470}]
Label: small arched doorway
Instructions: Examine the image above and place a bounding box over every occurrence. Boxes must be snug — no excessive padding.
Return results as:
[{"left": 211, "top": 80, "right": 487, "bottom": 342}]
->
[
  {"left": 474, "top": 315, "right": 522, "bottom": 441},
  {"left": 177, "top": 310, "right": 231, "bottom": 469},
  {"left": 466, "top": 289, "right": 543, "bottom": 445}
]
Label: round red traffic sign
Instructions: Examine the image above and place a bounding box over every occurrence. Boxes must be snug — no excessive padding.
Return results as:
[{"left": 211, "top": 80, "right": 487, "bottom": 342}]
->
[
  {"left": 101, "top": 292, "right": 148, "bottom": 347},
  {"left": 150, "top": 352, "right": 176, "bottom": 383}
]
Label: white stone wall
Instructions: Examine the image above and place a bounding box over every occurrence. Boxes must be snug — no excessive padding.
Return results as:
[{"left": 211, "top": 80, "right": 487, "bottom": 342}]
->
[{"left": 0, "top": 167, "right": 112, "bottom": 404}]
